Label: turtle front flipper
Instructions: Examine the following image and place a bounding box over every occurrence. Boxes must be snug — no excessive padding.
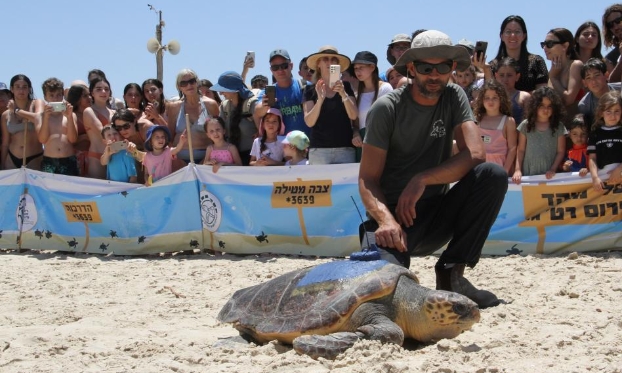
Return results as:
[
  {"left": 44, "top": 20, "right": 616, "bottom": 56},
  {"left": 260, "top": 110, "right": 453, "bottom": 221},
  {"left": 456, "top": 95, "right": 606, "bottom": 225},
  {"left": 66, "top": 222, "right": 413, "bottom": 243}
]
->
[{"left": 293, "top": 331, "right": 365, "bottom": 360}]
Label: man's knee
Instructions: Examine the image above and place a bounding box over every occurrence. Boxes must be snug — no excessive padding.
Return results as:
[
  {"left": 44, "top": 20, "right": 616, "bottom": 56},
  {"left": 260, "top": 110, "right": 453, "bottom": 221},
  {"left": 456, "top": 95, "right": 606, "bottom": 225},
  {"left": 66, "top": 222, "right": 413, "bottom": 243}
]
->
[{"left": 475, "top": 163, "right": 508, "bottom": 194}]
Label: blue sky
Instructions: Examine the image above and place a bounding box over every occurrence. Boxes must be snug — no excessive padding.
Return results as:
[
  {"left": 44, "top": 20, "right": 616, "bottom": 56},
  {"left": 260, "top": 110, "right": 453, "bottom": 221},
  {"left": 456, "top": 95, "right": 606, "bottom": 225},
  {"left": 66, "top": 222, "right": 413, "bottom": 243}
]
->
[{"left": 2, "top": 0, "right": 615, "bottom": 99}]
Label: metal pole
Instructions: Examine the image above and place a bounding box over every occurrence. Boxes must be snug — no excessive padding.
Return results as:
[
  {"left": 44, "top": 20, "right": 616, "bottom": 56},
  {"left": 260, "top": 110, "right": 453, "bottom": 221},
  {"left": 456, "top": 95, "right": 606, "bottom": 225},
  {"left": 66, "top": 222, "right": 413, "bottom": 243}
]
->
[{"left": 156, "top": 10, "right": 163, "bottom": 82}]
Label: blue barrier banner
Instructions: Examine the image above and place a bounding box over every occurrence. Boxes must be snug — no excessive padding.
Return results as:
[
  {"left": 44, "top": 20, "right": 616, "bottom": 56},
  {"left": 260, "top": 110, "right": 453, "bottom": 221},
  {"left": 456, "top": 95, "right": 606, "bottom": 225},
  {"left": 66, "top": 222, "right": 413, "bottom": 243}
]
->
[{"left": 0, "top": 165, "right": 620, "bottom": 256}]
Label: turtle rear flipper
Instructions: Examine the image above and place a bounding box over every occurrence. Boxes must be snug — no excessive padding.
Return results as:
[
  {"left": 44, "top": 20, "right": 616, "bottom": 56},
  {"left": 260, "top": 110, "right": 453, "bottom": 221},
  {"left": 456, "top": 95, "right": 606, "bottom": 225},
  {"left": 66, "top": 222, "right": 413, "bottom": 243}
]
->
[{"left": 293, "top": 331, "right": 364, "bottom": 360}]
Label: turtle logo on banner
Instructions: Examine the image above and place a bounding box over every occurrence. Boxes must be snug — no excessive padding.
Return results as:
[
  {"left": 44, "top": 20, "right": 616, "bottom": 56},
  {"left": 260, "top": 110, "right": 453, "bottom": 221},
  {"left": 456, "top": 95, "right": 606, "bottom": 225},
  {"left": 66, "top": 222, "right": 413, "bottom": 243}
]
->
[
  {"left": 16, "top": 189, "right": 37, "bottom": 232},
  {"left": 200, "top": 189, "right": 222, "bottom": 232}
]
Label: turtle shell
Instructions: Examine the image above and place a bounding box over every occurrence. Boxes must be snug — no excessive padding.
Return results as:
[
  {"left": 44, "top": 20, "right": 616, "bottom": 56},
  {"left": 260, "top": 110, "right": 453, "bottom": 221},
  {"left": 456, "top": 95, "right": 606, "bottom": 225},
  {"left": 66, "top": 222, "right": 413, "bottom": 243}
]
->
[{"left": 218, "top": 260, "right": 418, "bottom": 344}]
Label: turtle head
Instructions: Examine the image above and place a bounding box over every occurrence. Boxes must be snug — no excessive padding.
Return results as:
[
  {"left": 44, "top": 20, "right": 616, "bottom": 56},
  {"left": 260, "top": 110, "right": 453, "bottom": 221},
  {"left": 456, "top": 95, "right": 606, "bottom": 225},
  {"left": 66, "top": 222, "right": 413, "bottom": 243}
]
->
[{"left": 402, "top": 290, "right": 480, "bottom": 343}]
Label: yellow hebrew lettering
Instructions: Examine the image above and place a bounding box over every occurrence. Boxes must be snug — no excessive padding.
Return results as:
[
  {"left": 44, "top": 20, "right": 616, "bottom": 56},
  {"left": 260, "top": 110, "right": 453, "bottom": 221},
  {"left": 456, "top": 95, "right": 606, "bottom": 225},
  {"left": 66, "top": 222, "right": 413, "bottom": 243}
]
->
[
  {"left": 271, "top": 180, "right": 332, "bottom": 208},
  {"left": 62, "top": 202, "right": 103, "bottom": 223}
]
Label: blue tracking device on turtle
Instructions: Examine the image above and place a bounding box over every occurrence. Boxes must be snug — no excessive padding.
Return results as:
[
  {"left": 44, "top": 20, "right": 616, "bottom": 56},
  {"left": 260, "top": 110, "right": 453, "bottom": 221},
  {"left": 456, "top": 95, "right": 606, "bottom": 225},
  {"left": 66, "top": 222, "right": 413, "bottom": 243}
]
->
[{"left": 349, "top": 196, "right": 381, "bottom": 261}]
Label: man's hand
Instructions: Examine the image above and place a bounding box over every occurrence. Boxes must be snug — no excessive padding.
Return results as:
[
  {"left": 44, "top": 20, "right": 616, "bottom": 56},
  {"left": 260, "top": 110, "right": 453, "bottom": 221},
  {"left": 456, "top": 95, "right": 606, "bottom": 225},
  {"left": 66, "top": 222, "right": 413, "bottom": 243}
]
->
[
  {"left": 374, "top": 218, "right": 407, "bottom": 252},
  {"left": 395, "top": 176, "right": 425, "bottom": 227}
]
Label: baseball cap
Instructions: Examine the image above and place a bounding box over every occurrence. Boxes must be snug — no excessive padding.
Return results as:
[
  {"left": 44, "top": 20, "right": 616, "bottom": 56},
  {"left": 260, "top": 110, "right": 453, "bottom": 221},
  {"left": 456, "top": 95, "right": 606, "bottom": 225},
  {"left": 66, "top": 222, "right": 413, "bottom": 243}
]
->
[
  {"left": 269, "top": 49, "right": 291, "bottom": 62},
  {"left": 0, "top": 82, "right": 9, "bottom": 93},
  {"left": 282, "top": 130, "right": 310, "bottom": 151}
]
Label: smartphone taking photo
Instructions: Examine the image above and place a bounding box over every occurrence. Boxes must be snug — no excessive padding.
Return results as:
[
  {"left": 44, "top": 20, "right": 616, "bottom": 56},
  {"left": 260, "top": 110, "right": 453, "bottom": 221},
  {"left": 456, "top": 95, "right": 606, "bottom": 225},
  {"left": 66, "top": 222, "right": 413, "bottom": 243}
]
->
[
  {"left": 474, "top": 41, "right": 488, "bottom": 60},
  {"left": 265, "top": 85, "right": 276, "bottom": 107},
  {"left": 328, "top": 65, "right": 341, "bottom": 88}
]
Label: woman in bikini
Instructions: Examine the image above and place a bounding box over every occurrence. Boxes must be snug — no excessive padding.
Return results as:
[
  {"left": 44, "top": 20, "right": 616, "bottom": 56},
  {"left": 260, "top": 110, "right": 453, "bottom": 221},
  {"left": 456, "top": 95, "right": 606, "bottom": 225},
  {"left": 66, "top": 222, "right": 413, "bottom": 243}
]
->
[
  {"left": 166, "top": 69, "right": 219, "bottom": 165},
  {"left": 1, "top": 74, "right": 44, "bottom": 170},
  {"left": 66, "top": 83, "right": 92, "bottom": 176},
  {"left": 82, "top": 77, "right": 115, "bottom": 179}
]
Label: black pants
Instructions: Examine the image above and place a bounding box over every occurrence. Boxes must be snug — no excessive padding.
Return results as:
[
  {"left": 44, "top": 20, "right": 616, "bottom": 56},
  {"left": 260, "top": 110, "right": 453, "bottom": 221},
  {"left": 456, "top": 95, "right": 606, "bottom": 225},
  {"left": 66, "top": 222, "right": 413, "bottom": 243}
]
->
[{"left": 360, "top": 162, "right": 508, "bottom": 269}]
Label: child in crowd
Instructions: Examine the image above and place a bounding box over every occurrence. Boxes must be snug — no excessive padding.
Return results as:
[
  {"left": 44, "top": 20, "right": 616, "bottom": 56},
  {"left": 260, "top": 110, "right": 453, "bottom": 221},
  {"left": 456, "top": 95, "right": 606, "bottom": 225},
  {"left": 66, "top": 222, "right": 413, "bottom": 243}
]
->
[
  {"left": 562, "top": 115, "right": 589, "bottom": 176},
  {"left": 202, "top": 117, "right": 242, "bottom": 173},
  {"left": 453, "top": 65, "right": 481, "bottom": 104},
  {"left": 512, "top": 87, "right": 567, "bottom": 184},
  {"left": 588, "top": 91, "right": 622, "bottom": 192},
  {"left": 100, "top": 125, "right": 137, "bottom": 183},
  {"left": 493, "top": 57, "right": 531, "bottom": 124},
  {"left": 250, "top": 108, "right": 285, "bottom": 166},
  {"left": 142, "top": 125, "right": 186, "bottom": 186},
  {"left": 37, "top": 78, "right": 79, "bottom": 176},
  {"left": 282, "top": 130, "right": 310, "bottom": 166},
  {"left": 472, "top": 80, "right": 517, "bottom": 175}
]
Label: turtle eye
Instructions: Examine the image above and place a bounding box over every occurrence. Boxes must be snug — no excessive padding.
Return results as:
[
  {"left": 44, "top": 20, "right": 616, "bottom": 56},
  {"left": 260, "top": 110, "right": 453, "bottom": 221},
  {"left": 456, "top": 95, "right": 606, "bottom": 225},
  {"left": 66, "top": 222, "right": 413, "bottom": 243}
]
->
[{"left": 452, "top": 303, "right": 468, "bottom": 316}]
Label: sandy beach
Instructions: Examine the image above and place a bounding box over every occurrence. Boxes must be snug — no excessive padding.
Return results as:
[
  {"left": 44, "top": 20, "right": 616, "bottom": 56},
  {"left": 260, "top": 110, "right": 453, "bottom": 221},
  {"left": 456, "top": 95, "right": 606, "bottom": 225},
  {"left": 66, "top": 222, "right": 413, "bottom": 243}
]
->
[{"left": 1, "top": 249, "right": 621, "bottom": 373}]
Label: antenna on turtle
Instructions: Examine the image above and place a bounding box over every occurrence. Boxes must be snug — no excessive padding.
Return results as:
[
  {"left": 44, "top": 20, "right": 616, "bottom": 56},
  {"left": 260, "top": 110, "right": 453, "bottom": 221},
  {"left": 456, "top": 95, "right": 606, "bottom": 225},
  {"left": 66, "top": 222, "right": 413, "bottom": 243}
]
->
[{"left": 349, "top": 196, "right": 381, "bottom": 261}]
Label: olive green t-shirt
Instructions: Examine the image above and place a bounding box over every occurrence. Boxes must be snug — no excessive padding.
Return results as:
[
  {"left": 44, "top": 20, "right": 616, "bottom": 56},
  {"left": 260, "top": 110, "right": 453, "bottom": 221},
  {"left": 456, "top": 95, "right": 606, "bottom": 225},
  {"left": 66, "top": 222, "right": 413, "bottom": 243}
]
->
[{"left": 364, "top": 83, "right": 475, "bottom": 206}]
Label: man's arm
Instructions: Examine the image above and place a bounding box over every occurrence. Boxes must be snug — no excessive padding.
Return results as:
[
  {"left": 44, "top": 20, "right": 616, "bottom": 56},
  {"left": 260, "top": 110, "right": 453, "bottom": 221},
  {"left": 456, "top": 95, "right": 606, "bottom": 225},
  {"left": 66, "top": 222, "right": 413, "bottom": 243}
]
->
[
  {"left": 393, "top": 120, "right": 485, "bottom": 226},
  {"left": 358, "top": 143, "right": 407, "bottom": 252}
]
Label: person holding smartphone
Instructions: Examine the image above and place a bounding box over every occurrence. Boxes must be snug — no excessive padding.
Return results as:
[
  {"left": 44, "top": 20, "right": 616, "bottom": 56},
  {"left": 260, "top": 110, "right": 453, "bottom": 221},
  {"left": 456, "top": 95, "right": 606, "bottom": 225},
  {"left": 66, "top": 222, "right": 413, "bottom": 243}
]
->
[
  {"left": 303, "top": 46, "right": 358, "bottom": 165},
  {"left": 359, "top": 30, "right": 508, "bottom": 309},
  {"left": 253, "top": 49, "right": 310, "bottom": 137}
]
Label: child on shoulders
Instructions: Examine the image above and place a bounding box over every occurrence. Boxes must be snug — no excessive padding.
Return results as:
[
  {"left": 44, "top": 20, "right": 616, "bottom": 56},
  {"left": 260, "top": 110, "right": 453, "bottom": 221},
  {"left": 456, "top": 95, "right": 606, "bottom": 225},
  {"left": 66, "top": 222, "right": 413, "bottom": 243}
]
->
[
  {"left": 203, "top": 117, "right": 242, "bottom": 173},
  {"left": 588, "top": 91, "right": 622, "bottom": 191},
  {"left": 250, "top": 108, "right": 285, "bottom": 166},
  {"left": 282, "top": 130, "right": 310, "bottom": 166},
  {"left": 143, "top": 125, "right": 186, "bottom": 186}
]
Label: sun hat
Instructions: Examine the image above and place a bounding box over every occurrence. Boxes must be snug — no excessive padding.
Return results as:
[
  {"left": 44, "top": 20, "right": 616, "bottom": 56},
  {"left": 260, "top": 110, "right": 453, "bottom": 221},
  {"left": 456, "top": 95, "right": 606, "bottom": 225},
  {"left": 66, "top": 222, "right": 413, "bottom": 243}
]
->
[
  {"left": 144, "top": 125, "right": 171, "bottom": 151},
  {"left": 394, "top": 30, "right": 471, "bottom": 77},
  {"left": 0, "top": 82, "right": 10, "bottom": 93},
  {"left": 281, "top": 130, "right": 310, "bottom": 151},
  {"left": 306, "top": 46, "right": 351, "bottom": 71},
  {"left": 269, "top": 49, "right": 291, "bottom": 62},
  {"left": 386, "top": 33, "right": 412, "bottom": 65},
  {"left": 456, "top": 38, "right": 476, "bottom": 55},
  {"left": 352, "top": 51, "right": 378, "bottom": 65},
  {"left": 259, "top": 108, "right": 285, "bottom": 136},
  {"left": 210, "top": 71, "right": 254, "bottom": 100}
]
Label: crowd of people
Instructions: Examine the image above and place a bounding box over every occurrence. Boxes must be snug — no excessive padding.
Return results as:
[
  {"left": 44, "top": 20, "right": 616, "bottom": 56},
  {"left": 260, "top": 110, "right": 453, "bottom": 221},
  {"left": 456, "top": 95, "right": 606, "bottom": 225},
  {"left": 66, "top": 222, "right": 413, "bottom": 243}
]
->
[{"left": 3, "top": 5, "right": 622, "bottom": 308}]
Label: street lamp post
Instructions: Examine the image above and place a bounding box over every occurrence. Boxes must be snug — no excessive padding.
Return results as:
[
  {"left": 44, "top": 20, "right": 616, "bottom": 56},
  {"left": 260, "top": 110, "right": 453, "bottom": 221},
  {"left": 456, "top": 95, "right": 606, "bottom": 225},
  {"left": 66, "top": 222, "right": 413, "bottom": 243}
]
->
[{"left": 146, "top": 4, "right": 180, "bottom": 82}]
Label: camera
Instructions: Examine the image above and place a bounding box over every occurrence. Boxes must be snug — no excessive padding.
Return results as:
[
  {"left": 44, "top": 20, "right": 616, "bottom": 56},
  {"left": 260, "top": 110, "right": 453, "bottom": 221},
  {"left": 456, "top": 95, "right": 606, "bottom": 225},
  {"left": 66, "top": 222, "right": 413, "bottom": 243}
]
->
[{"left": 49, "top": 102, "right": 66, "bottom": 112}]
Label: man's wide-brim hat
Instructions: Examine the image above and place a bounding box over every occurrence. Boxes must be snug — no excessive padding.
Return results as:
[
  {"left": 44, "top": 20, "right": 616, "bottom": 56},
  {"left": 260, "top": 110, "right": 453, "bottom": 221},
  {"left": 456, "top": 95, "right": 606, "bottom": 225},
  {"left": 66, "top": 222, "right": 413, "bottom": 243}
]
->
[
  {"left": 394, "top": 30, "right": 471, "bottom": 77},
  {"left": 306, "top": 45, "right": 351, "bottom": 71}
]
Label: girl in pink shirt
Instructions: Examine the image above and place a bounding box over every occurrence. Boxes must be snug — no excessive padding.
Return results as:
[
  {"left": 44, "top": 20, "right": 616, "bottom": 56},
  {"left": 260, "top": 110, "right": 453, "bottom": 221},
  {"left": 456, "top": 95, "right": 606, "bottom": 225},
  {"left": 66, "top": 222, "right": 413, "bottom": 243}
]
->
[
  {"left": 142, "top": 125, "right": 186, "bottom": 185},
  {"left": 472, "top": 80, "right": 518, "bottom": 175},
  {"left": 203, "top": 117, "right": 242, "bottom": 173}
]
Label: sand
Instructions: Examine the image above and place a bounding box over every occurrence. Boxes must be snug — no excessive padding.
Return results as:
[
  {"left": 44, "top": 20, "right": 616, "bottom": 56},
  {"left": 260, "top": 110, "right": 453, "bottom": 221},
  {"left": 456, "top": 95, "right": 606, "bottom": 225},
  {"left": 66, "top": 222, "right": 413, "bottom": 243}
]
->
[{"left": 1, "top": 250, "right": 621, "bottom": 373}]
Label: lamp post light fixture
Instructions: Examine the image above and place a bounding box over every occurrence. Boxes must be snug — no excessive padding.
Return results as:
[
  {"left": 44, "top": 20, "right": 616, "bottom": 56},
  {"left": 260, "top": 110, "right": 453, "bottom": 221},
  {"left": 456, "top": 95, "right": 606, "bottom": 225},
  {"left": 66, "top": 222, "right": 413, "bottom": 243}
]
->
[{"left": 146, "top": 4, "right": 180, "bottom": 82}]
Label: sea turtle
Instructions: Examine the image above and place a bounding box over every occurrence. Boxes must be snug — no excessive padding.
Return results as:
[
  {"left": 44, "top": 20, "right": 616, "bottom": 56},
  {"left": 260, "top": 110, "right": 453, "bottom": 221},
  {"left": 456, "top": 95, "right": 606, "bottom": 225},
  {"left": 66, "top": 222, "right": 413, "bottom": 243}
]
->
[
  {"left": 255, "top": 231, "right": 269, "bottom": 243},
  {"left": 218, "top": 260, "right": 480, "bottom": 360},
  {"left": 45, "top": 230, "right": 53, "bottom": 239},
  {"left": 137, "top": 235, "right": 146, "bottom": 244},
  {"left": 109, "top": 230, "right": 117, "bottom": 239},
  {"left": 34, "top": 229, "right": 43, "bottom": 239}
]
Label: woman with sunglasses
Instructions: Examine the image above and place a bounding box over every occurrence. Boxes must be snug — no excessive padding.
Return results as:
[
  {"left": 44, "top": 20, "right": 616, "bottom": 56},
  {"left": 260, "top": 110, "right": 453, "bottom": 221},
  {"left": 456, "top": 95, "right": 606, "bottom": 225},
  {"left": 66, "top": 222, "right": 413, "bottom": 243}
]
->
[
  {"left": 81, "top": 77, "right": 114, "bottom": 179},
  {"left": 167, "top": 69, "right": 219, "bottom": 164},
  {"left": 602, "top": 4, "right": 622, "bottom": 82},
  {"left": 303, "top": 46, "right": 358, "bottom": 165},
  {"left": 486, "top": 15, "right": 548, "bottom": 93},
  {"left": 543, "top": 28, "right": 584, "bottom": 123}
]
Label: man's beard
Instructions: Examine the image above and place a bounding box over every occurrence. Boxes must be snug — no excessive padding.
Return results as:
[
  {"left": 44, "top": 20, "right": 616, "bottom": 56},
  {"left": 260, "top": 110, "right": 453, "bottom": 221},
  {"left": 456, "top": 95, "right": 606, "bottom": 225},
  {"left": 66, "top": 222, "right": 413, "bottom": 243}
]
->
[{"left": 413, "top": 74, "right": 447, "bottom": 99}]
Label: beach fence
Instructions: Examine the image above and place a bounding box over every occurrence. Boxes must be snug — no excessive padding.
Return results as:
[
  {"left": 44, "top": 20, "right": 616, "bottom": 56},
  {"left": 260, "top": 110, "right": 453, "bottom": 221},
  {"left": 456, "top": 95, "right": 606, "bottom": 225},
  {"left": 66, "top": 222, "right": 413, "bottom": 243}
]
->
[{"left": 0, "top": 164, "right": 621, "bottom": 256}]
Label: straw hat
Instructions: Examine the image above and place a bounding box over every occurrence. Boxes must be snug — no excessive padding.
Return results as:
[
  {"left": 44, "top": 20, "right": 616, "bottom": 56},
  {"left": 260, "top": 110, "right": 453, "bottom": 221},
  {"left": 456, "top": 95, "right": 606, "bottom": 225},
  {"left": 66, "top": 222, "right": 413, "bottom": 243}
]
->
[{"left": 306, "top": 45, "right": 351, "bottom": 71}]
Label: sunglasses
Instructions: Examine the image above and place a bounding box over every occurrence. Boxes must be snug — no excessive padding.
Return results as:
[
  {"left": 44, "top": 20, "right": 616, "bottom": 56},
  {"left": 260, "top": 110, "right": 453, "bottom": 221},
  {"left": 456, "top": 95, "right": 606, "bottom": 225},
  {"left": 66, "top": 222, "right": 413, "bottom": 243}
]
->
[
  {"left": 607, "top": 15, "right": 622, "bottom": 29},
  {"left": 113, "top": 122, "right": 132, "bottom": 131},
  {"left": 179, "top": 78, "right": 197, "bottom": 87},
  {"left": 540, "top": 40, "right": 563, "bottom": 49},
  {"left": 270, "top": 62, "right": 290, "bottom": 71},
  {"left": 413, "top": 61, "right": 453, "bottom": 75}
]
